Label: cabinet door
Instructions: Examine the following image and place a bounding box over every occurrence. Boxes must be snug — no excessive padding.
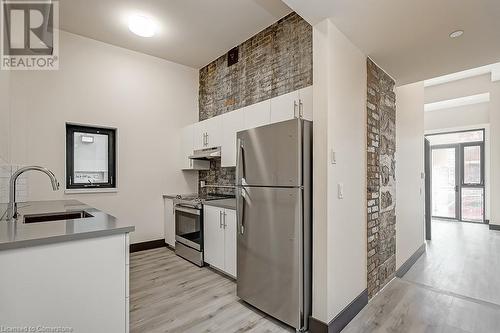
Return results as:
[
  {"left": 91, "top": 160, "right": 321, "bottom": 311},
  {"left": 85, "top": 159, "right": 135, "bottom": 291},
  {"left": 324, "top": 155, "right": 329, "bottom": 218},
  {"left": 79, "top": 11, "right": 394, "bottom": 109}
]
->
[
  {"left": 180, "top": 125, "right": 194, "bottom": 169},
  {"left": 299, "top": 86, "right": 313, "bottom": 121},
  {"left": 270, "top": 90, "right": 299, "bottom": 124},
  {"left": 203, "top": 206, "right": 225, "bottom": 270},
  {"left": 223, "top": 209, "right": 237, "bottom": 278},
  {"left": 193, "top": 121, "right": 207, "bottom": 150},
  {"left": 221, "top": 109, "right": 245, "bottom": 167},
  {"left": 164, "top": 198, "right": 175, "bottom": 247},
  {"left": 244, "top": 100, "right": 271, "bottom": 130},
  {"left": 204, "top": 116, "right": 223, "bottom": 148}
]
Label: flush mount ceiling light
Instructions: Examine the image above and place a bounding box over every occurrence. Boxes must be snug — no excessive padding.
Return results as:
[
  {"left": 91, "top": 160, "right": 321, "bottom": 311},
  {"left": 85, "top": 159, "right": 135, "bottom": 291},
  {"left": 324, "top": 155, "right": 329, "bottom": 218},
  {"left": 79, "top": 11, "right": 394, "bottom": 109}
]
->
[
  {"left": 449, "top": 30, "right": 464, "bottom": 39},
  {"left": 128, "top": 14, "right": 156, "bottom": 37}
]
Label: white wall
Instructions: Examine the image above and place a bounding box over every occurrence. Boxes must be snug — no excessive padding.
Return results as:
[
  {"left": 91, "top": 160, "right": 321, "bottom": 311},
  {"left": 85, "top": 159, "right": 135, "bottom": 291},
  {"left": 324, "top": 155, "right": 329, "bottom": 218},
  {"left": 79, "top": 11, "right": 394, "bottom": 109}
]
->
[
  {"left": 0, "top": 68, "right": 12, "bottom": 218},
  {"left": 9, "top": 31, "right": 199, "bottom": 243},
  {"left": 0, "top": 68, "right": 10, "bottom": 164},
  {"left": 312, "top": 19, "right": 367, "bottom": 322},
  {"left": 395, "top": 82, "right": 425, "bottom": 268},
  {"left": 424, "top": 74, "right": 498, "bottom": 223}
]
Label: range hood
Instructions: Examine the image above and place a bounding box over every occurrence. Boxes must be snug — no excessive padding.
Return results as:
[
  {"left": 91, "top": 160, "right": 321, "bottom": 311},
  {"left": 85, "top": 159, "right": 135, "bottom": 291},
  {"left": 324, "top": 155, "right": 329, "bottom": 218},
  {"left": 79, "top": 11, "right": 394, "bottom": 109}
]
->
[{"left": 189, "top": 147, "right": 221, "bottom": 160}]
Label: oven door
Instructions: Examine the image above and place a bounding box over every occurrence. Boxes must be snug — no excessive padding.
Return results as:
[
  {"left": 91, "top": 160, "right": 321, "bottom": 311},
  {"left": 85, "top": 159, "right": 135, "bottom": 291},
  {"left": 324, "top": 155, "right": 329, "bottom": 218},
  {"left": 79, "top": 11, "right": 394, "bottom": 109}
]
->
[{"left": 175, "top": 206, "right": 202, "bottom": 251}]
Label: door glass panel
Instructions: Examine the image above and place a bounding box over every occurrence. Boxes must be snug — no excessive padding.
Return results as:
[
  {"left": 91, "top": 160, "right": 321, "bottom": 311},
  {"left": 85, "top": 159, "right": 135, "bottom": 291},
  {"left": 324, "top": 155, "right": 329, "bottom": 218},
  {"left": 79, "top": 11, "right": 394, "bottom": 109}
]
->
[
  {"left": 73, "top": 132, "right": 109, "bottom": 184},
  {"left": 432, "top": 148, "right": 456, "bottom": 218},
  {"left": 463, "top": 146, "right": 481, "bottom": 184},
  {"left": 461, "top": 188, "right": 484, "bottom": 221}
]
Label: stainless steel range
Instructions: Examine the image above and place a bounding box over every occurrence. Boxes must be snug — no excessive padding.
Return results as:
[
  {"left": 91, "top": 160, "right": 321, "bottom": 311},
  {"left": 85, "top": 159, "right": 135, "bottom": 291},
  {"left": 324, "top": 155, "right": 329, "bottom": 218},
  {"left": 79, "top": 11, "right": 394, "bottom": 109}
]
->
[{"left": 173, "top": 194, "right": 232, "bottom": 267}]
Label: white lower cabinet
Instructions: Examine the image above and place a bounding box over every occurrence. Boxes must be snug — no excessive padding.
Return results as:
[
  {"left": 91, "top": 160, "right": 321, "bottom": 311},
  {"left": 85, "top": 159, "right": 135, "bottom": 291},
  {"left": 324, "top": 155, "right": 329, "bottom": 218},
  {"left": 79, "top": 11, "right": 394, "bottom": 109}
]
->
[
  {"left": 204, "top": 205, "right": 237, "bottom": 278},
  {"left": 0, "top": 234, "right": 130, "bottom": 332}
]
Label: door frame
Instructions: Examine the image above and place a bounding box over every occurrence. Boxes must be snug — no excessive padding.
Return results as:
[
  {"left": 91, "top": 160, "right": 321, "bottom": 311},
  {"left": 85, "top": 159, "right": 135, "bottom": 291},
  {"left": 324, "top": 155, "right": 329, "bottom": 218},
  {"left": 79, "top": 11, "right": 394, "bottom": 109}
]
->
[{"left": 426, "top": 129, "right": 486, "bottom": 223}]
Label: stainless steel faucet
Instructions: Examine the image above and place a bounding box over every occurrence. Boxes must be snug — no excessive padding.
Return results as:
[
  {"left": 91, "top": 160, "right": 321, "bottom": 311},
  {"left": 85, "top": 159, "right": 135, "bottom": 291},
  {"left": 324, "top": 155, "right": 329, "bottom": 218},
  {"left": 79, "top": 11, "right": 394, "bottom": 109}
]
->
[{"left": 6, "top": 166, "right": 60, "bottom": 220}]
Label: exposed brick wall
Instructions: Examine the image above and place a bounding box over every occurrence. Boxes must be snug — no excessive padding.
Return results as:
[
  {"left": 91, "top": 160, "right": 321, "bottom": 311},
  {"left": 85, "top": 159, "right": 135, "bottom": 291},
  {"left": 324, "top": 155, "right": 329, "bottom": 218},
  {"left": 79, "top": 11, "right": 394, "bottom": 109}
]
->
[
  {"left": 366, "top": 58, "right": 396, "bottom": 298},
  {"left": 198, "top": 12, "right": 312, "bottom": 193}
]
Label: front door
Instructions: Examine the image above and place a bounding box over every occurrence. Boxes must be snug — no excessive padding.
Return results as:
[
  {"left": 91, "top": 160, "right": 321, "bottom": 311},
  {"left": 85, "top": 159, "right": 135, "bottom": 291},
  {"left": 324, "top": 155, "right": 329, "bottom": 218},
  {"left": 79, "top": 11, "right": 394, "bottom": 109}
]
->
[{"left": 431, "top": 142, "right": 485, "bottom": 222}]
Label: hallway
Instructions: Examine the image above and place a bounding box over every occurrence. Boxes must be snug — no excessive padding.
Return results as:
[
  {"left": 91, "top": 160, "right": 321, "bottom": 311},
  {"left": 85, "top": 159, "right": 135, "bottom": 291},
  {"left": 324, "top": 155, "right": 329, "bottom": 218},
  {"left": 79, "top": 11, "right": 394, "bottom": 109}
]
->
[
  {"left": 404, "top": 219, "right": 500, "bottom": 305},
  {"left": 344, "top": 220, "right": 500, "bottom": 332}
]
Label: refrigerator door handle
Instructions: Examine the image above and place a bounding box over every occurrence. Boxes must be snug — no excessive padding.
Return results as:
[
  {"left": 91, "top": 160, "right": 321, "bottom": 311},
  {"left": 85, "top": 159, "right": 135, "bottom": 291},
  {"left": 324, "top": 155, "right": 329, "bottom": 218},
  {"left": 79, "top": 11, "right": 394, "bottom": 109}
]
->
[
  {"left": 236, "top": 186, "right": 245, "bottom": 235},
  {"left": 236, "top": 138, "right": 246, "bottom": 185}
]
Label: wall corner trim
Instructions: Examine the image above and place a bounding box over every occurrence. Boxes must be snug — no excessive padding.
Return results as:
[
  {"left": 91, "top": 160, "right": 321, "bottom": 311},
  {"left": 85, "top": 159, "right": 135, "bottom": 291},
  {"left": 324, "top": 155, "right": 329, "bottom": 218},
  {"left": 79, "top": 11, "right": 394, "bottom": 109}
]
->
[
  {"left": 395, "top": 243, "right": 426, "bottom": 278},
  {"left": 309, "top": 289, "right": 368, "bottom": 333},
  {"left": 489, "top": 224, "right": 500, "bottom": 231}
]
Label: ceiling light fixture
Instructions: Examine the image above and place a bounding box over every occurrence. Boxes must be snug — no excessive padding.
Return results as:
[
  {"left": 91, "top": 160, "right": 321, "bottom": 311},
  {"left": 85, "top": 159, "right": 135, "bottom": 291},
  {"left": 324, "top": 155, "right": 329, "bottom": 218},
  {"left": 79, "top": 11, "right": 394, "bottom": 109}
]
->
[
  {"left": 449, "top": 30, "right": 464, "bottom": 39},
  {"left": 128, "top": 14, "right": 156, "bottom": 38}
]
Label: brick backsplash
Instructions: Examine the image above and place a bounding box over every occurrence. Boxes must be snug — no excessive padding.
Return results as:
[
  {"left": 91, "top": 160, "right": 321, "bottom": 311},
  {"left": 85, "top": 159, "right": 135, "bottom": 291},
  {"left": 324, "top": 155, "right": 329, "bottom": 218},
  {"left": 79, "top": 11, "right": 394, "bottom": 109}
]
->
[
  {"left": 366, "top": 58, "right": 396, "bottom": 298},
  {"left": 198, "top": 12, "right": 313, "bottom": 193}
]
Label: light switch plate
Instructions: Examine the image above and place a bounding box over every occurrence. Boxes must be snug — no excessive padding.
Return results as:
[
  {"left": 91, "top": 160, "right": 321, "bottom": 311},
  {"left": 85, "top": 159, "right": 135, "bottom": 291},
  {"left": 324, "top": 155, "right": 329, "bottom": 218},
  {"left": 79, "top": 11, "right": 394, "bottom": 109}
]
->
[{"left": 331, "top": 150, "right": 337, "bottom": 165}]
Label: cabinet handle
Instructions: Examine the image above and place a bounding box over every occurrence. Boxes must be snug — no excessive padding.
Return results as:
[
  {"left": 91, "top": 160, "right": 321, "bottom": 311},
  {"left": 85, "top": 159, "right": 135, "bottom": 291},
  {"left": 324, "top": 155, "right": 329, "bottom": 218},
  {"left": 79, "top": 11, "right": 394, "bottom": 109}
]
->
[
  {"left": 206, "top": 133, "right": 209, "bottom": 147},
  {"left": 299, "top": 99, "right": 304, "bottom": 118},
  {"left": 219, "top": 211, "right": 223, "bottom": 228},
  {"left": 223, "top": 211, "right": 227, "bottom": 229},
  {"left": 294, "top": 100, "right": 298, "bottom": 118}
]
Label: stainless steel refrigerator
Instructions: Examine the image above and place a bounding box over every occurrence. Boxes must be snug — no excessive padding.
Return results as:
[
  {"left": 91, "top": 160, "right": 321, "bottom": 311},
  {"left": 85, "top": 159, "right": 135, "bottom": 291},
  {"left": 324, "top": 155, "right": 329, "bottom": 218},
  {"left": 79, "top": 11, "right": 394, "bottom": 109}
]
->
[{"left": 236, "top": 118, "right": 312, "bottom": 332}]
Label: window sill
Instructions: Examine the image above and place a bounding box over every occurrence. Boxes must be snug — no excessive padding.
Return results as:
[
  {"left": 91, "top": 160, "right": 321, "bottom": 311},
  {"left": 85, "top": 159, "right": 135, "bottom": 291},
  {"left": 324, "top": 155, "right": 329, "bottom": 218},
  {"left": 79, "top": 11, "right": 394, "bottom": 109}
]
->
[{"left": 65, "top": 188, "right": 118, "bottom": 194}]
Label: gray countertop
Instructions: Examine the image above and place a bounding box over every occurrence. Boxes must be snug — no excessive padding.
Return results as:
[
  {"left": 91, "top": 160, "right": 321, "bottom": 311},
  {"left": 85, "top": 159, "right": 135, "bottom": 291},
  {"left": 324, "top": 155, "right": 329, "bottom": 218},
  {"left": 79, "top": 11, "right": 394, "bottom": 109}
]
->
[
  {"left": 0, "top": 200, "right": 135, "bottom": 251},
  {"left": 203, "top": 198, "right": 236, "bottom": 210}
]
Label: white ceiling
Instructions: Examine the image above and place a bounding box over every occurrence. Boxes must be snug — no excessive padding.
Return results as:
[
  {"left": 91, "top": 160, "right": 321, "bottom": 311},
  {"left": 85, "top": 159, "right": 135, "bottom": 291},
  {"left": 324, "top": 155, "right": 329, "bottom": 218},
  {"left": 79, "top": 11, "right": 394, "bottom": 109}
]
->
[
  {"left": 282, "top": 0, "right": 500, "bottom": 85},
  {"left": 59, "top": 0, "right": 292, "bottom": 69}
]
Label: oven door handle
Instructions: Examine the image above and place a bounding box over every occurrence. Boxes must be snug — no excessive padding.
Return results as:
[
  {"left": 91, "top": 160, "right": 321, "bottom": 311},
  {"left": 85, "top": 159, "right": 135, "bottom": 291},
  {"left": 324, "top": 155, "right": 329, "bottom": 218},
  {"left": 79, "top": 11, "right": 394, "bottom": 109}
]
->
[{"left": 175, "top": 206, "right": 201, "bottom": 215}]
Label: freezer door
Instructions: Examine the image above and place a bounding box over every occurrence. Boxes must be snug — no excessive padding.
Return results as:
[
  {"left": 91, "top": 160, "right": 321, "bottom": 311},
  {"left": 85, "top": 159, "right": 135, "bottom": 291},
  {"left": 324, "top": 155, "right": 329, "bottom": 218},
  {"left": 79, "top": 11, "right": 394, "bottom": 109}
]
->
[
  {"left": 236, "top": 186, "right": 304, "bottom": 329},
  {"left": 236, "top": 119, "right": 301, "bottom": 187}
]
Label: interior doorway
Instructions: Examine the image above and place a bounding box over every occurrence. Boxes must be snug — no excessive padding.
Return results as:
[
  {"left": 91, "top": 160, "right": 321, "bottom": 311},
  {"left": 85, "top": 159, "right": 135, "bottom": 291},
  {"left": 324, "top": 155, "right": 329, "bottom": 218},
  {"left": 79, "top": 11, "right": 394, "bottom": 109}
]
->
[{"left": 425, "top": 129, "right": 485, "bottom": 224}]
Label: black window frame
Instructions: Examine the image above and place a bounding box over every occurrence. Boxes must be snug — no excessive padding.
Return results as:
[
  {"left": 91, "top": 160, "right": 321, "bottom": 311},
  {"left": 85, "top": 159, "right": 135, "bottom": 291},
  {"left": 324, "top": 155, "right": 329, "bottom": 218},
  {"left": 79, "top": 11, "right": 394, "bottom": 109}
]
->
[{"left": 66, "top": 124, "right": 116, "bottom": 189}]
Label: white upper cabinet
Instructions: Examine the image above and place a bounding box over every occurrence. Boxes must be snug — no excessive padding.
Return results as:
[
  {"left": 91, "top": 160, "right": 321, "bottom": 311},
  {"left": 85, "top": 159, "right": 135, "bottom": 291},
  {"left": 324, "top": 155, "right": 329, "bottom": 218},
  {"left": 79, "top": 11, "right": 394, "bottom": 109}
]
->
[
  {"left": 181, "top": 125, "right": 209, "bottom": 170},
  {"left": 243, "top": 99, "right": 271, "bottom": 130},
  {"left": 179, "top": 86, "right": 312, "bottom": 170},
  {"left": 180, "top": 125, "right": 194, "bottom": 169},
  {"left": 193, "top": 116, "right": 223, "bottom": 150},
  {"left": 299, "top": 85, "right": 313, "bottom": 121},
  {"left": 221, "top": 109, "right": 245, "bottom": 167},
  {"left": 269, "top": 85, "right": 313, "bottom": 123},
  {"left": 270, "top": 90, "right": 300, "bottom": 123}
]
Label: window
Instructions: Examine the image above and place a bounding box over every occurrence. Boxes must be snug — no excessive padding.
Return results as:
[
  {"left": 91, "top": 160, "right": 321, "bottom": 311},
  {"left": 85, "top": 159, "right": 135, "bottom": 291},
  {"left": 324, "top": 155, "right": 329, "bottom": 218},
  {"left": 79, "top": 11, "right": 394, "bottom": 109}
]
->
[{"left": 66, "top": 124, "right": 116, "bottom": 189}]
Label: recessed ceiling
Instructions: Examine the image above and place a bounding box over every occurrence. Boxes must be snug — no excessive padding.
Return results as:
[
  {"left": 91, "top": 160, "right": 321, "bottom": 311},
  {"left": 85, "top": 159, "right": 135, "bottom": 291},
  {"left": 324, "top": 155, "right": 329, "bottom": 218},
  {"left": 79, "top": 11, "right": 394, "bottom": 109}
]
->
[
  {"left": 282, "top": 0, "right": 500, "bottom": 85},
  {"left": 59, "top": 0, "right": 292, "bottom": 69}
]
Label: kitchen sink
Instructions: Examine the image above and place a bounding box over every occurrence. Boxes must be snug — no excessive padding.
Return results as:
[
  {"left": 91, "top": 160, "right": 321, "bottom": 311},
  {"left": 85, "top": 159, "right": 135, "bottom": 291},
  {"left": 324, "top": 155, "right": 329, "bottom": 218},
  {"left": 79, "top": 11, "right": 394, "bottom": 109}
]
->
[{"left": 23, "top": 211, "right": 94, "bottom": 224}]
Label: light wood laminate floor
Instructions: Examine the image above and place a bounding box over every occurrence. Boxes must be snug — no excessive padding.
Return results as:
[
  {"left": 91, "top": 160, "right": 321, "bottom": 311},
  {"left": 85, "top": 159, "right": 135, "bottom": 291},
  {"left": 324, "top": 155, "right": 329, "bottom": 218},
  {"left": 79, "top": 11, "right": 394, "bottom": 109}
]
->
[
  {"left": 129, "top": 247, "right": 293, "bottom": 333},
  {"left": 343, "top": 278, "right": 500, "bottom": 333},
  {"left": 345, "top": 220, "right": 500, "bottom": 332},
  {"left": 403, "top": 220, "right": 500, "bottom": 306}
]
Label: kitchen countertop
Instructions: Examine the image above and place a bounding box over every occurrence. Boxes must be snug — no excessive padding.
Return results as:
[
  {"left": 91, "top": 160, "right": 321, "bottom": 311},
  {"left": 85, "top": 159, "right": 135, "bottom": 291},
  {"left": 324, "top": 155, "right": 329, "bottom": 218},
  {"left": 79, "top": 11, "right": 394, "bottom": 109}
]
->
[
  {"left": 0, "top": 200, "right": 135, "bottom": 251},
  {"left": 203, "top": 198, "right": 236, "bottom": 210}
]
